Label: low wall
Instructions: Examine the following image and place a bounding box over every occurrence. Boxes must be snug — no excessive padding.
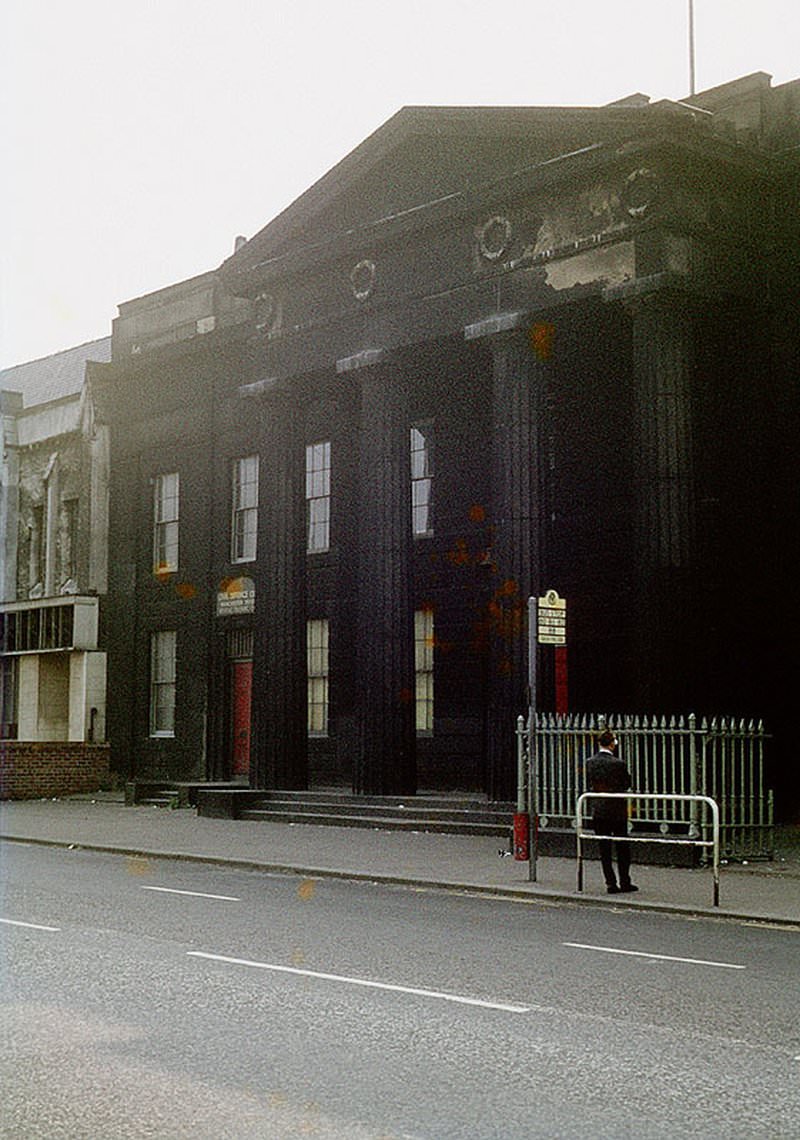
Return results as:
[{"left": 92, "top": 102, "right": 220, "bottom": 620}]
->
[{"left": 0, "top": 742, "right": 111, "bottom": 800}]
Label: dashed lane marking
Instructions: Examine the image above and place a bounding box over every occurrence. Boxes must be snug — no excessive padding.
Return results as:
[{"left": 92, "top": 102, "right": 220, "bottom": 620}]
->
[
  {"left": 1, "top": 917, "right": 61, "bottom": 932},
  {"left": 141, "top": 885, "right": 240, "bottom": 901},
  {"left": 564, "top": 941, "right": 746, "bottom": 969},
  {"left": 188, "top": 951, "right": 531, "bottom": 1012}
]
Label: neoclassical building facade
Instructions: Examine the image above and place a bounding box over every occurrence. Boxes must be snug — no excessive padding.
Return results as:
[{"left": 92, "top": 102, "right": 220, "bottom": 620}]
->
[{"left": 93, "top": 73, "right": 799, "bottom": 814}]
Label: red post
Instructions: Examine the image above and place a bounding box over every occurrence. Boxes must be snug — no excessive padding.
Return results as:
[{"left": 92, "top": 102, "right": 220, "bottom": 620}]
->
[
  {"left": 513, "top": 812, "right": 530, "bottom": 861},
  {"left": 555, "top": 646, "right": 568, "bottom": 715}
]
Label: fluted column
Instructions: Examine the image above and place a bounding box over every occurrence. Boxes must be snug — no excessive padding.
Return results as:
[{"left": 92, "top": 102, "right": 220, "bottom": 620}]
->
[
  {"left": 250, "top": 383, "right": 308, "bottom": 789},
  {"left": 343, "top": 350, "right": 416, "bottom": 796},
  {"left": 629, "top": 292, "right": 696, "bottom": 708},
  {"left": 467, "top": 313, "right": 547, "bottom": 801}
]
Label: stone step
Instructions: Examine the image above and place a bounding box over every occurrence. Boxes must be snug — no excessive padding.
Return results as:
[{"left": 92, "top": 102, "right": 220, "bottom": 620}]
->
[
  {"left": 253, "top": 788, "right": 509, "bottom": 809},
  {"left": 238, "top": 793, "right": 514, "bottom": 836},
  {"left": 241, "top": 797, "right": 512, "bottom": 825},
  {"left": 237, "top": 807, "right": 512, "bottom": 837},
  {"left": 195, "top": 786, "right": 516, "bottom": 837},
  {"left": 139, "top": 790, "right": 185, "bottom": 808},
  {"left": 126, "top": 780, "right": 246, "bottom": 808}
]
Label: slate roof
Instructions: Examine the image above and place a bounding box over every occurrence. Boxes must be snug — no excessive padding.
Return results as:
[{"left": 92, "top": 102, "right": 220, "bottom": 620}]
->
[{"left": 0, "top": 337, "right": 112, "bottom": 409}]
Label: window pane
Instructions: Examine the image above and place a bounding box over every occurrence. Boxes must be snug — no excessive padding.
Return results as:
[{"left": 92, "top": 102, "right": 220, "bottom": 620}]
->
[
  {"left": 232, "top": 456, "right": 259, "bottom": 563},
  {"left": 306, "top": 442, "right": 331, "bottom": 553},
  {"left": 411, "top": 425, "right": 433, "bottom": 536},
  {"left": 307, "top": 618, "right": 329, "bottom": 736},
  {"left": 150, "top": 630, "right": 176, "bottom": 736},
  {"left": 154, "top": 474, "right": 179, "bottom": 571},
  {"left": 156, "top": 473, "right": 179, "bottom": 521},
  {"left": 414, "top": 609, "right": 434, "bottom": 733}
]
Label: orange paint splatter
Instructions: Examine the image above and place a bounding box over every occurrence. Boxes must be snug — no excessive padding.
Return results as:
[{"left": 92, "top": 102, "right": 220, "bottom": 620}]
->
[
  {"left": 446, "top": 539, "right": 471, "bottom": 567},
  {"left": 530, "top": 321, "right": 555, "bottom": 361}
]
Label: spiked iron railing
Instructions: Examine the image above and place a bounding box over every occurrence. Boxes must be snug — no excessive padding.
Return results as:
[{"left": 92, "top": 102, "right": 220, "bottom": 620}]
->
[{"left": 520, "top": 712, "right": 772, "bottom": 860}]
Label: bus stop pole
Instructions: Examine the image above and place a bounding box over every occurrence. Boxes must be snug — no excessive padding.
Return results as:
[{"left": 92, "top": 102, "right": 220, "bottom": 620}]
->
[{"left": 528, "top": 597, "right": 538, "bottom": 883}]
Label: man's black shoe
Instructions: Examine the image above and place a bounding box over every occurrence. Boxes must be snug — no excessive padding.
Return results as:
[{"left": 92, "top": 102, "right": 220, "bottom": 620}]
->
[
  {"left": 606, "top": 884, "right": 621, "bottom": 894},
  {"left": 619, "top": 884, "right": 639, "bottom": 893}
]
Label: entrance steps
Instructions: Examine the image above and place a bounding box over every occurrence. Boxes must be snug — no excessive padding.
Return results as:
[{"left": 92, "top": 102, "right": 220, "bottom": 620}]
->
[
  {"left": 195, "top": 787, "right": 516, "bottom": 839},
  {"left": 125, "top": 781, "right": 246, "bottom": 809}
]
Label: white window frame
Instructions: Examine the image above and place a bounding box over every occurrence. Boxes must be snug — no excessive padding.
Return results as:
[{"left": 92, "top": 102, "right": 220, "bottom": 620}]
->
[
  {"left": 411, "top": 424, "right": 433, "bottom": 537},
  {"left": 153, "top": 472, "right": 179, "bottom": 573},
  {"left": 307, "top": 618, "right": 329, "bottom": 737},
  {"left": 150, "top": 630, "right": 177, "bottom": 737},
  {"left": 231, "top": 455, "right": 259, "bottom": 563},
  {"left": 414, "top": 608, "right": 434, "bottom": 735},
  {"left": 306, "top": 441, "right": 331, "bottom": 554}
]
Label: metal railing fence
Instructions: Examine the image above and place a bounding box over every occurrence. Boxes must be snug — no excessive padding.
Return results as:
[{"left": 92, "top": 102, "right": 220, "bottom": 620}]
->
[{"left": 519, "top": 712, "right": 772, "bottom": 859}]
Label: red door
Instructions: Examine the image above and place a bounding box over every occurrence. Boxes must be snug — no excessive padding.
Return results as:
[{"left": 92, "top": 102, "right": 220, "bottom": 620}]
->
[{"left": 231, "top": 660, "right": 252, "bottom": 777}]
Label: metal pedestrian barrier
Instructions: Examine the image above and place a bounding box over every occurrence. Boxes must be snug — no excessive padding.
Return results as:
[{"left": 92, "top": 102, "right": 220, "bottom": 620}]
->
[{"left": 576, "top": 792, "right": 721, "bottom": 907}]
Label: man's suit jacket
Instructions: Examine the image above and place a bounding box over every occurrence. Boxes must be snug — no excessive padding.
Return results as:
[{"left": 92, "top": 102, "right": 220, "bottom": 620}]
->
[{"left": 585, "top": 751, "right": 631, "bottom": 825}]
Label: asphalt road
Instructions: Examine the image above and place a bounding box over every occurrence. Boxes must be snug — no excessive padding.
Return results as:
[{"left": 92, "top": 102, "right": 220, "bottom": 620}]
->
[{"left": 2, "top": 842, "right": 799, "bottom": 1139}]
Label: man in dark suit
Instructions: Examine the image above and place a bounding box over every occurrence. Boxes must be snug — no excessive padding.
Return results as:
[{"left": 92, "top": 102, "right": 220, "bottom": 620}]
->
[{"left": 585, "top": 729, "right": 638, "bottom": 894}]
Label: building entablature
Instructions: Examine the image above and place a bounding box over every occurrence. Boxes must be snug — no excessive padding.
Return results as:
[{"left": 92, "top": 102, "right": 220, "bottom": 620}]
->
[
  {"left": 111, "top": 270, "right": 252, "bottom": 362},
  {"left": 219, "top": 154, "right": 779, "bottom": 384}
]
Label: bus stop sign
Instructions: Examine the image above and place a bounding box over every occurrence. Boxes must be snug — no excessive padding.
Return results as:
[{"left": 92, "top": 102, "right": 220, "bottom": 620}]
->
[{"left": 537, "top": 589, "right": 566, "bottom": 645}]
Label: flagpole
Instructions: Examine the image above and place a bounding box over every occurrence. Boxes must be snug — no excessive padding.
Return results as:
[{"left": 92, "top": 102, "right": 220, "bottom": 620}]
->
[{"left": 688, "top": 0, "right": 696, "bottom": 96}]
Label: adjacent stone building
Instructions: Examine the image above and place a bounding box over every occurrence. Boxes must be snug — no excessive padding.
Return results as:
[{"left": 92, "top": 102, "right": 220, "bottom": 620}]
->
[
  {"left": 0, "top": 339, "right": 111, "bottom": 796},
  {"left": 93, "top": 73, "right": 799, "bottom": 815}
]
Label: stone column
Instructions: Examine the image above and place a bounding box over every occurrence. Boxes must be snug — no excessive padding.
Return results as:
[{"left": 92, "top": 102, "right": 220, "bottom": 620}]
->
[
  {"left": 340, "top": 349, "right": 416, "bottom": 796},
  {"left": 628, "top": 291, "right": 696, "bottom": 708},
  {"left": 248, "top": 380, "right": 308, "bottom": 789},
  {"left": 466, "top": 313, "right": 547, "bottom": 802}
]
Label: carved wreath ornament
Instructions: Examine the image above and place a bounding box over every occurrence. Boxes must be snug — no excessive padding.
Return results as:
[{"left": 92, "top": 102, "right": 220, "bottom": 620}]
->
[
  {"left": 622, "top": 168, "right": 660, "bottom": 219},
  {"left": 350, "top": 259, "right": 376, "bottom": 300},
  {"left": 254, "top": 292, "right": 279, "bottom": 332},
  {"left": 477, "top": 215, "right": 512, "bottom": 261}
]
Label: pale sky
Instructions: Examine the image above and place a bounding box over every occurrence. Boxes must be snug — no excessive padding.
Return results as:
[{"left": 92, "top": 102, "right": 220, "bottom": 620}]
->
[{"left": 2, "top": 0, "right": 797, "bottom": 369}]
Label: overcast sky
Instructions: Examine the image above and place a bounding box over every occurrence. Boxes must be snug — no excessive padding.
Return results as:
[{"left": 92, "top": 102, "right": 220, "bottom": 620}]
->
[{"left": 1, "top": 0, "right": 797, "bottom": 369}]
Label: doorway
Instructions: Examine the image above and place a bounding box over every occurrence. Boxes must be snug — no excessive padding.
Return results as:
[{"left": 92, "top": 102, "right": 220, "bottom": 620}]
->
[{"left": 227, "top": 629, "right": 253, "bottom": 779}]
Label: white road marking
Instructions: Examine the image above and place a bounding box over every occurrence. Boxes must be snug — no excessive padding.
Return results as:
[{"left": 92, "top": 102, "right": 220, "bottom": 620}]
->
[
  {"left": 141, "top": 885, "right": 240, "bottom": 901},
  {"left": 0, "top": 917, "right": 61, "bottom": 932},
  {"left": 564, "top": 942, "right": 745, "bottom": 970},
  {"left": 188, "top": 951, "right": 530, "bottom": 1012}
]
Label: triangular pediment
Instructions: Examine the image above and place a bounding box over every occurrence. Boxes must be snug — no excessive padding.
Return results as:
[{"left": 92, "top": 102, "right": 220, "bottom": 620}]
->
[{"left": 220, "top": 103, "right": 657, "bottom": 286}]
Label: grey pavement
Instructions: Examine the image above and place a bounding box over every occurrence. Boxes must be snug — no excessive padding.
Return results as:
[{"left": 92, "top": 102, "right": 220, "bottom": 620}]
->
[{"left": 1, "top": 794, "right": 798, "bottom": 928}]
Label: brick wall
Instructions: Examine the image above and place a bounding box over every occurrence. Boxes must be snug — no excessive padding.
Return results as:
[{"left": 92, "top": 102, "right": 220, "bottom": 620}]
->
[{"left": 0, "top": 742, "right": 111, "bottom": 800}]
